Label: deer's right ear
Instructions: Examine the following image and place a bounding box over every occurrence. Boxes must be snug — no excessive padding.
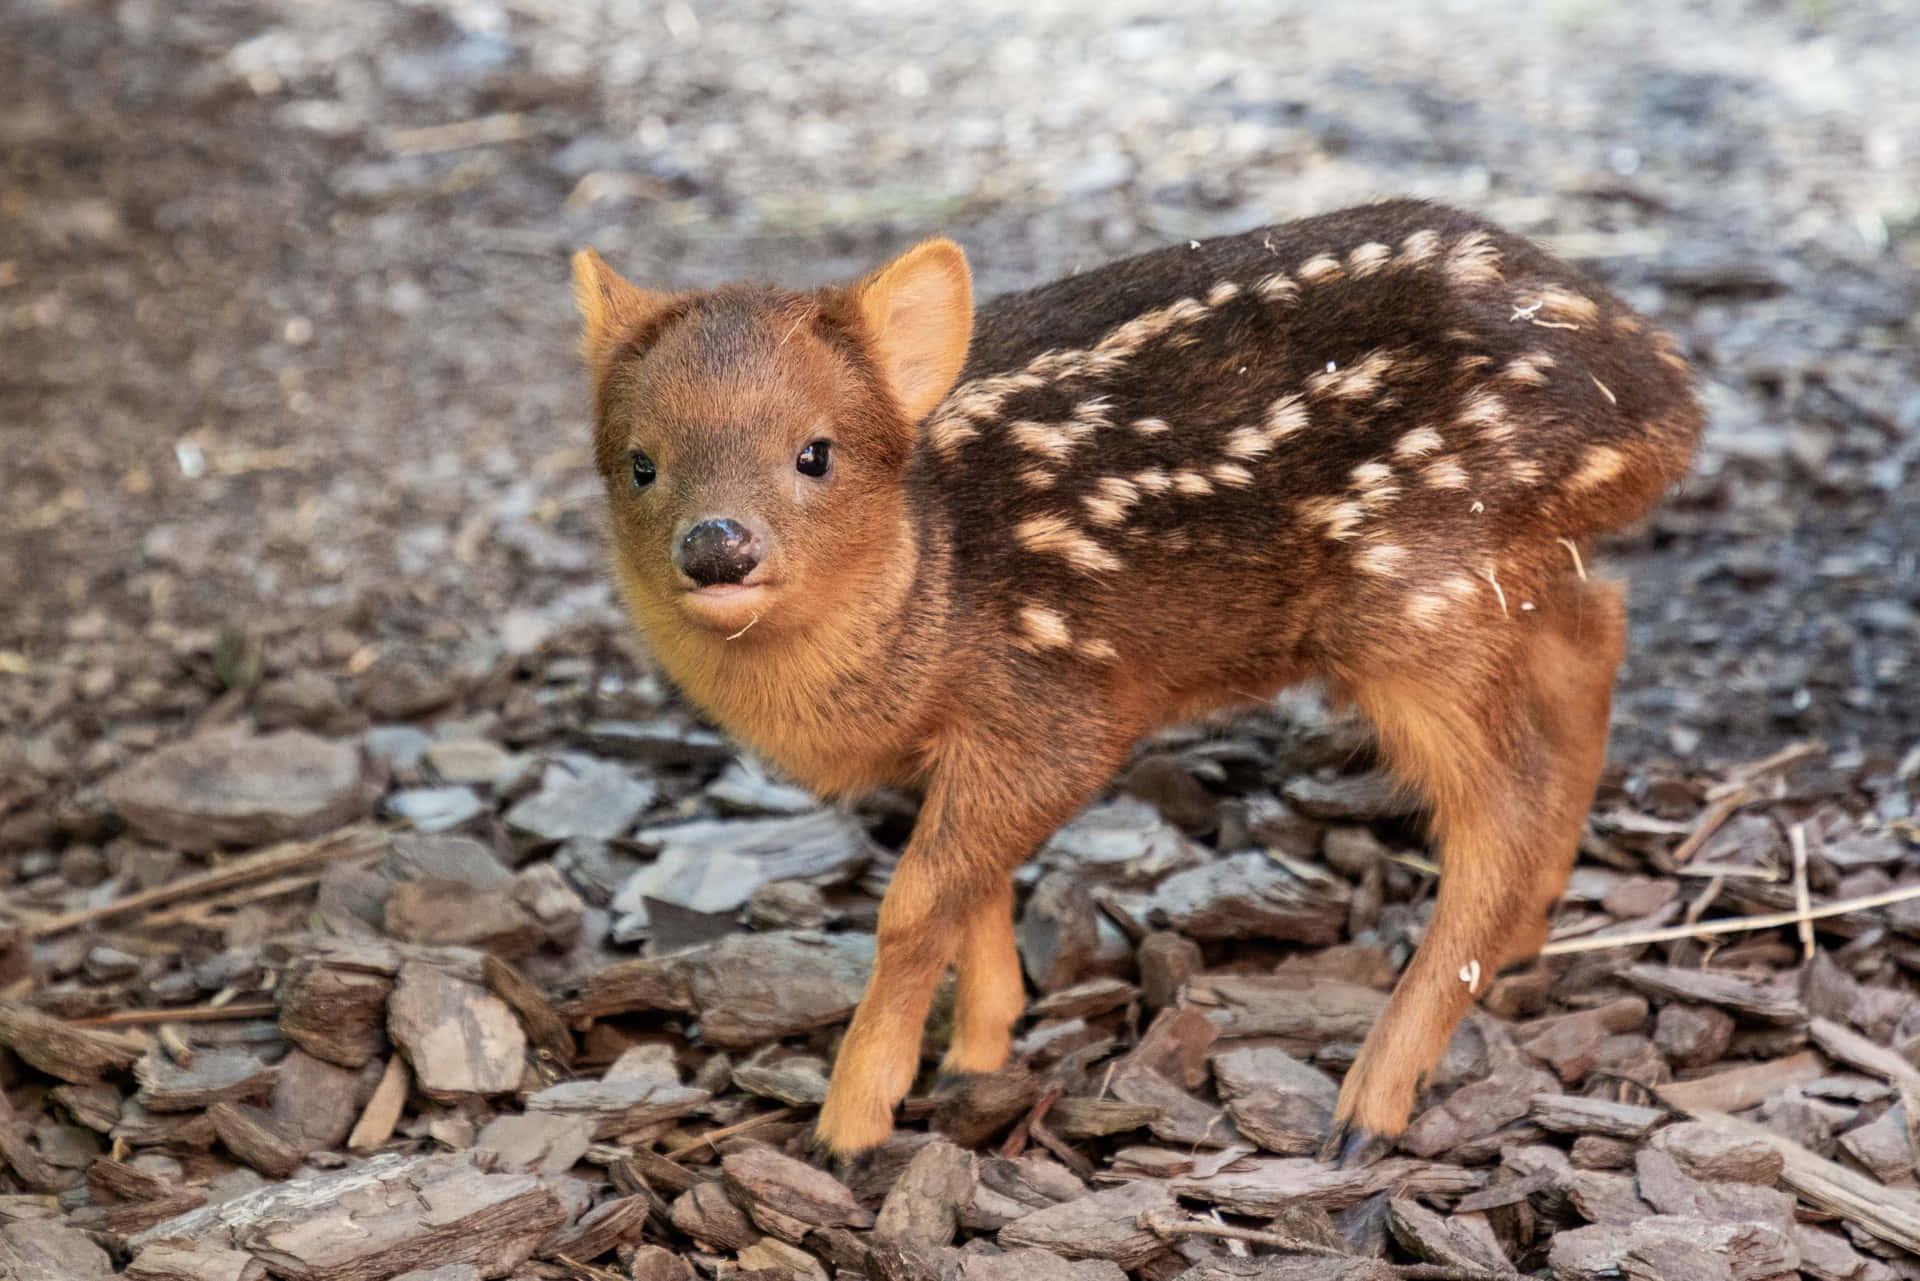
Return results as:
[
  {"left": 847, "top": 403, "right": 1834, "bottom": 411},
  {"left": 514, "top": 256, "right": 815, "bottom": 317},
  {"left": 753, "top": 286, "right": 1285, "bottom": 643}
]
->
[{"left": 571, "top": 248, "right": 674, "bottom": 367}]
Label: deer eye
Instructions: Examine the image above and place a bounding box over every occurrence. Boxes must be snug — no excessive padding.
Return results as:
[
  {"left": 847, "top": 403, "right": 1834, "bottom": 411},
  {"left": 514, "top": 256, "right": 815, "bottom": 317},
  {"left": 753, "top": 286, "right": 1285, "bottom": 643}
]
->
[
  {"left": 796, "top": 440, "right": 831, "bottom": 478},
  {"left": 631, "top": 451, "right": 656, "bottom": 489}
]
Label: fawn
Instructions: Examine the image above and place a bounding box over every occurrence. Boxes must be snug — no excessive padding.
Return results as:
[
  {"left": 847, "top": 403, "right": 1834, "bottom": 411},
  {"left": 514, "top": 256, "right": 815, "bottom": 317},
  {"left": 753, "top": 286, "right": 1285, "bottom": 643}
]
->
[{"left": 570, "top": 199, "right": 1702, "bottom": 1162}]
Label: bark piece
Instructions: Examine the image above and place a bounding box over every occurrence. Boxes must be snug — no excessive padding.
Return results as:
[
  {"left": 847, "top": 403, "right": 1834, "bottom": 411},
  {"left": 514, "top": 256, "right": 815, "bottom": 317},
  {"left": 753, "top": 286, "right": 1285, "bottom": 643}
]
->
[
  {"left": 1386, "top": 1196, "right": 1510, "bottom": 1273},
  {"left": 480, "top": 954, "right": 574, "bottom": 1070},
  {"left": 1019, "top": 871, "right": 1112, "bottom": 993},
  {"left": 1547, "top": 1215, "right": 1797, "bottom": 1281},
  {"left": 671, "top": 1179, "right": 759, "bottom": 1251},
  {"left": 473, "top": 1113, "right": 594, "bottom": 1174},
  {"left": 737, "top": 1235, "right": 831, "bottom": 1279},
  {"left": 1172, "top": 1157, "right": 1479, "bottom": 1215},
  {"left": 1634, "top": 1148, "right": 1796, "bottom": 1233},
  {"left": 1623, "top": 963, "right": 1803, "bottom": 1023},
  {"left": 1137, "top": 932, "right": 1202, "bottom": 1010},
  {"left": 387, "top": 960, "right": 526, "bottom": 1097},
  {"left": 534, "top": 1192, "right": 650, "bottom": 1262},
  {"left": 125, "top": 1242, "right": 266, "bottom": 1281},
  {"left": 1655, "top": 1003, "right": 1736, "bottom": 1069},
  {"left": 1146, "top": 852, "right": 1348, "bottom": 944},
  {"left": 721, "top": 1144, "right": 875, "bottom": 1243},
  {"left": 269, "top": 1048, "right": 369, "bottom": 1153},
  {"left": 504, "top": 758, "right": 657, "bottom": 845},
  {"left": 278, "top": 964, "right": 392, "bottom": 1068},
  {"left": 612, "top": 810, "right": 876, "bottom": 931},
  {"left": 1047, "top": 1098, "right": 1162, "bottom": 1140},
  {"left": 566, "top": 930, "right": 875, "bottom": 1047},
  {"left": 934, "top": 1064, "right": 1041, "bottom": 1148},
  {"left": 346, "top": 1055, "right": 410, "bottom": 1152},
  {"left": 0, "top": 1219, "right": 115, "bottom": 1280},
  {"left": 958, "top": 1250, "right": 1127, "bottom": 1281},
  {"left": 1793, "top": 1224, "right": 1902, "bottom": 1281},
  {"left": 875, "top": 1137, "right": 976, "bottom": 1250},
  {"left": 210, "top": 1102, "right": 306, "bottom": 1178},
  {"left": 1645, "top": 1120, "right": 1786, "bottom": 1184},
  {"left": 1529, "top": 1094, "right": 1665, "bottom": 1140},
  {"left": 629, "top": 1245, "right": 695, "bottom": 1281},
  {"left": 1656, "top": 1050, "right": 1824, "bottom": 1113},
  {"left": 1109, "top": 1061, "right": 1240, "bottom": 1147},
  {"left": 523, "top": 1076, "right": 709, "bottom": 1140},
  {"left": 961, "top": 1155, "right": 1089, "bottom": 1231},
  {"left": 1189, "top": 976, "right": 1388, "bottom": 1043},
  {"left": 383, "top": 879, "right": 545, "bottom": 956},
  {"left": 0, "top": 1001, "right": 140, "bottom": 1083},
  {"left": 1683, "top": 1109, "right": 1920, "bottom": 1254},
  {"left": 135, "top": 1047, "right": 277, "bottom": 1112},
  {"left": 1837, "top": 1104, "right": 1916, "bottom": 1184},
  {"left": 106, "top": 727, "right": 378, "bottom": 851},
  {"left": 997, "top": 1178, "right": 1174, "bottom": 1268},
  {"left": 1401, "top": 1063, "right": 1560, "bottom": 1158},
  {"left": 126, "top": 1151, "right": 566, "bottom": 1281}
]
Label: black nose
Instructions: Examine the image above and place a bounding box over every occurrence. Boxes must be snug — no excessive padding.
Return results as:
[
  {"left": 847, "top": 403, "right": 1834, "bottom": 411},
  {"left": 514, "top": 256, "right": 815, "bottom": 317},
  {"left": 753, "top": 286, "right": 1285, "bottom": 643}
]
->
[{"left": 679, "top": 518, "right": 761, "bottom": 587}]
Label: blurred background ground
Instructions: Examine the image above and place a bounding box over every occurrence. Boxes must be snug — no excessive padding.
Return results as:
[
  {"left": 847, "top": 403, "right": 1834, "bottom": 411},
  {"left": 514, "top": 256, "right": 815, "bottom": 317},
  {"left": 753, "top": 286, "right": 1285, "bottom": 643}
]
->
[{"left": 2, "top": 0, "right": 1917, "bottom": 775}]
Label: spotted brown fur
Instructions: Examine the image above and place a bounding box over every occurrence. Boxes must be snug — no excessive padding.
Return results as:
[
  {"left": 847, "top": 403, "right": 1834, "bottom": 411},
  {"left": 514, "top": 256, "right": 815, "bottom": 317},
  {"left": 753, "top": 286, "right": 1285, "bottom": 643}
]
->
[{"left": 570, "top": 198, "right": 1703, "bottom": 1160}]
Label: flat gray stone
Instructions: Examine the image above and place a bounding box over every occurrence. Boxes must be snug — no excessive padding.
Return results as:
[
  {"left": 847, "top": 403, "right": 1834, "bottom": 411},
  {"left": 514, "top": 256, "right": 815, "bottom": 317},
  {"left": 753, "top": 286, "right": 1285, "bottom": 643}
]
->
[
  {"left": 387, "top": 961, "right": 527, "bottom": 1097},
  {"left": 505, "top": 758, "right": 657, "bottom": 844},
  {"left": 107, "top": 728, "right": 378, "bottom": 851},
  {"left": 612, "top": 810, "right": 876, "bottom": 933},
  {"left": 384, "top": 786, "right": 484, "bottom": 833}
]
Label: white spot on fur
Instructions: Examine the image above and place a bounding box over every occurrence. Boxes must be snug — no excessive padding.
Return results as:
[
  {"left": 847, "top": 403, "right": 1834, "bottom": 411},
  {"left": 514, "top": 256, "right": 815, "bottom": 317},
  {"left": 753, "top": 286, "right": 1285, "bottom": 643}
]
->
[
  {"left": 1567, "top": 444, "right": 1630, "bottom": 492},
  {"left": 1210, "top": 462, "right": 1255, "bottom": 487},
  {"left": 1302, "top": 496, "right": 1364, "bottom": 541},
  {"left": 1015, "top": 514, "right": 1121, "bottom": 573},
  {"left": 1009, "top": 419, "right": 1084, "bottom": 460},
  {"left": 1395, "top": 229, "right": 1443, "bottom": 267},
  {"left": 1172, "top": 469, "right": 1213, "bottom": 496},
  {"left": 1017, "top": 464, "right": 1058, "bottom": 489},
  {"left": 1422, "top": 458, "right": 1469, "bottom": 490},
  {"left": 1297, "top": 253, "right": 1344, "bottom": 283},
  {"left": 1357, "top": 542, "right": 1408, "bottom": 576},
  {"left": 1394, "top": 427, "right": 1444, "bottom": 458},
  {"left": 1443, "top": 232, "right": 1504, "bottom": 289},
  {"left": 1255, "top": 271, "right": 1299, "bottom": 302},
  {"left": 1018, "top": 605, "right": 1072, "bottom": 650},
  {"left": 1501, "top": 352, "right": 1556, "bottom": 386},
  {"left": 1223, "top": 426, "right": 1276, "bottom": 460},
  {"left": 1076, "top": 637, "right": 1119, "bottom": 661},
  {"left": 1266, "top": 394, "right": 1309, "bottom": 440},
  {"left": 1132, "top": 467, "right": 1173, "bottom": 495},
  {"left": 1406, "top": 592, "right": 1449, "bottom": 627},
  {"left": 1206, "top": 280, "right": 1242, "bottom": 307},
  {"left": 1131, "top": 417, "right": 1172, "bottom": 436},
  {"left": 1347, "top": 242, "right": 1391, "bottom": 276},
  {"left": 1349, "top": 460, "right": 1395, "bottom": 489},
  {"left": 1082, "top": 475, "right": 1142, "bottom": 527},
  {"left": 1310, "top": 348, "right": 1396, "bottom": 402}
]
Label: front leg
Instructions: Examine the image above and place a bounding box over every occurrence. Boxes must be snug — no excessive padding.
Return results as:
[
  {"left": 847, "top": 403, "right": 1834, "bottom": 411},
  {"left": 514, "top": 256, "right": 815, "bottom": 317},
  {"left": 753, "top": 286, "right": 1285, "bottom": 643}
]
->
[{"left": 813, "top": 729, "right": 1129, "bottom": 1156}]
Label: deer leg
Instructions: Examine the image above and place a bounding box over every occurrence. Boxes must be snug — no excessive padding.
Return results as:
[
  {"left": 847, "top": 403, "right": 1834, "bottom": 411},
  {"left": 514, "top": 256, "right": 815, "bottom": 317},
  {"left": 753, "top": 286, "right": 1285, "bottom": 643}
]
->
[{"left": 1325, "top": 578, "right": 1625, "bottom": 1164}]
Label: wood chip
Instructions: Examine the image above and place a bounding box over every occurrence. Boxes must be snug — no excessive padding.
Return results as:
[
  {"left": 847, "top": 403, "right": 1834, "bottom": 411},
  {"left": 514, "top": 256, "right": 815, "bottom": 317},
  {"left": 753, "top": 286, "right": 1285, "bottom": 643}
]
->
[{"left": 0, "top": 1001, "right": 142, "bottom": 1083}]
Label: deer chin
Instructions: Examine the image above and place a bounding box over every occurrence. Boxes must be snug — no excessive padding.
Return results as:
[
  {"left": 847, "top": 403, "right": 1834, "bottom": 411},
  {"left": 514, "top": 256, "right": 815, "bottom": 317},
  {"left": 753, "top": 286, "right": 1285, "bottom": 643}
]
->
[{"left": 679, "top": 581, "right": 775, "bottom": 635}]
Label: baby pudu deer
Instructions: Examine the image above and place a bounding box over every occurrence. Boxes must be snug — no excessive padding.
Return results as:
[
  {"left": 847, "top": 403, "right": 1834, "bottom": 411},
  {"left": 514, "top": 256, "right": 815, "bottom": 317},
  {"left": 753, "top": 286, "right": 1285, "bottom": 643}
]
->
[{"left": 570, "top": 200, "right": 1702, "bottom": 1162}]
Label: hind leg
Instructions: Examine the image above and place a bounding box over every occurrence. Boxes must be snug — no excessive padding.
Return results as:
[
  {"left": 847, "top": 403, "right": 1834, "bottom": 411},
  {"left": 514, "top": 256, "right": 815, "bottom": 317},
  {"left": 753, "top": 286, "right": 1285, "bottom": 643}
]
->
[
  {"left": 941, "top": 877, "right": 1027, "bottom": 1076},
  {"left": 1325, "top": 578, "right": 1625, "bottom": 1162}
]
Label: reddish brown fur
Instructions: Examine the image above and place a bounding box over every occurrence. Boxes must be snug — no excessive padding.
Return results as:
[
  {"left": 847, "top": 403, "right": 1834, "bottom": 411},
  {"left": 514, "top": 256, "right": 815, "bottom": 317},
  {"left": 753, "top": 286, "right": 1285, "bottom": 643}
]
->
[{"left": 570, "top": 200, "right": 1703, "bottom": 1157}]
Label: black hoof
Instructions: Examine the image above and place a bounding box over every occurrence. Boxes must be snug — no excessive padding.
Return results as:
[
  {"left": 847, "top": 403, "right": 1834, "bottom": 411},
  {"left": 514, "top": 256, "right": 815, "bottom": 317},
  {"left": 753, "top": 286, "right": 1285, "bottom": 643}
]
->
[{"left": 1319, "top": 1121, "right": 1393, "bottom": 1168}]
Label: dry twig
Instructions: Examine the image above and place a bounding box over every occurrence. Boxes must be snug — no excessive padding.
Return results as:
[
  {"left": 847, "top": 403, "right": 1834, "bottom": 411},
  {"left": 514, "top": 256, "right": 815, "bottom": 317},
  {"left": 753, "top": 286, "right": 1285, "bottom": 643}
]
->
[{"left": 1542, "top": 880, "right": 1920, "bottom": 955}]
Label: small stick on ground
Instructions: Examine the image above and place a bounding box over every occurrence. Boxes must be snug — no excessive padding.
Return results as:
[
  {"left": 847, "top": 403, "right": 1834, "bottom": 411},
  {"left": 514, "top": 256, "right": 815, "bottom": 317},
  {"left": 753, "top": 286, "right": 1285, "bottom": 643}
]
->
[
  {"left": 1000, "top": 1082, "right": 1062, "bottom": 1160},
  {"left": 662, "top": 1107, "right": 795, "bottom": 1162},
  {"left": 1542, "top": 880, "right": 1920, "bottom": 955},
  {"left": 69, "top": 1001, "right": 279, "bottom": 1029},
  {"left": 1789, "top": 821, "right": 1815, "bottom": 961},
  {"left": 1670, "top": 785, "right": 1757, "bottom": 864},
  {"left": 19, "top": 826, "right": 387, "bottom": 938}
]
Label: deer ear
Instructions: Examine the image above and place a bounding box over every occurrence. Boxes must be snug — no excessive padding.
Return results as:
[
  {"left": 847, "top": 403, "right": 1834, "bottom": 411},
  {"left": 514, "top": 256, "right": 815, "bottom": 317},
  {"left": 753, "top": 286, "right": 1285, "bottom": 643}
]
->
[
  {"left": 854, "top": 238, "right": 973, "bottom": 422},
  {"left": 571, "top": 248, "right": 674, "bottom": 366}
]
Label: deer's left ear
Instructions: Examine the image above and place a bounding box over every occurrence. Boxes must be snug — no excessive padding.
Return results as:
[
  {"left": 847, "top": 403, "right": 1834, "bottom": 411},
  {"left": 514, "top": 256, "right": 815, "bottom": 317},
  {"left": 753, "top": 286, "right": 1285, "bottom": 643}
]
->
[
  {"left": 571, "top": 247, "right": 676, "bottom": 368},
  {"left": 853, "top": 238, "right": 973, "bottom": 422}
]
